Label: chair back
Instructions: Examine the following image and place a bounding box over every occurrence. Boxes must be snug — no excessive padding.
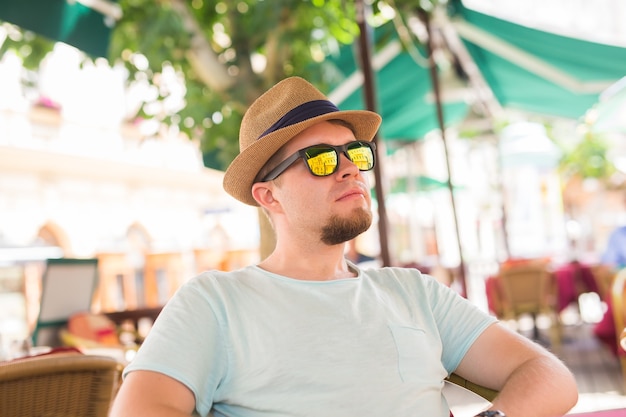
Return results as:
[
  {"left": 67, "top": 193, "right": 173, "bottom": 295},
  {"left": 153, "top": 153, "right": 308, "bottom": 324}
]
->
[
  {"left": 612, "top": 268, "right": 626, "bottom": 355},
  {"left": 590, "top": 264, "right": 615, "bottom": 300},
  {"left": 498, "top": 263, "right": 556, "bottom": 316},
  {"left": 611, "top": 268, "right": 626, "bottom": 394},
  {"left": 32, "top": 258, "right": 99, "bottom": 346},
  {"left": 0, "top": 352, "right": 122, "bottom": 417}
]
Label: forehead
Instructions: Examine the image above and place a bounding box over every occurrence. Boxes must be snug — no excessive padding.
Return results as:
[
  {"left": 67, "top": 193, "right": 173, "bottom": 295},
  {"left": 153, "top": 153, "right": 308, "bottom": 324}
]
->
[{"left": 284, "top": 121, "right": 356, "bottom": 153}]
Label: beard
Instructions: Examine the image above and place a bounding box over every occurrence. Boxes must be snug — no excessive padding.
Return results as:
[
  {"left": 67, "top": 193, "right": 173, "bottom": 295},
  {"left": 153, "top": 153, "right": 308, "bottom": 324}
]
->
[{"left": 320, "top": 207, "right": 372, "bottom": 245}]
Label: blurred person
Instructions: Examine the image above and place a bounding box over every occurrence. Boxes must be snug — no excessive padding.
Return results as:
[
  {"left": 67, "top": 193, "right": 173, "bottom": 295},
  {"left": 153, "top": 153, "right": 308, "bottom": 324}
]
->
[
  {"left": 110, "top": 77, "right": 577, "bottom": 417},
  {"left": 601, "top": 224, "right": 626, "bottom": 270},
  {"left": 600, "top": 190, "right": 626, "bottom": 270}
]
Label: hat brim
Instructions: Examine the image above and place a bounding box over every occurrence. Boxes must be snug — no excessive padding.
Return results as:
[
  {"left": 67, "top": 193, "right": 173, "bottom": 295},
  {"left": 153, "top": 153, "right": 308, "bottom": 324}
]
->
[{"left": 223, "top": 109, "right": 382, "bottom": 206}]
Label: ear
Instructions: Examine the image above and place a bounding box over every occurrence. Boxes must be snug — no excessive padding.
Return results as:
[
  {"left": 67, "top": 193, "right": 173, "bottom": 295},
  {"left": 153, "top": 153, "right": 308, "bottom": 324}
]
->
[{"left": 251, "top": 182, "right": 280, "bottom": 211}]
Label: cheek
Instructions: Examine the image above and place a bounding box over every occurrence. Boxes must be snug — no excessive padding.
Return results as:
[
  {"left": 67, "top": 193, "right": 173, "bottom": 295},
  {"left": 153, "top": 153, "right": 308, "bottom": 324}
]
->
[
  {"left": 276, "top": 175, "right": 325, "bottom": 209},
  {"left": 361, "top": 174, "right": 373, "bottom": 204},
  {"left": 362, "top": 172, "right": 373, "bottom": 188}
]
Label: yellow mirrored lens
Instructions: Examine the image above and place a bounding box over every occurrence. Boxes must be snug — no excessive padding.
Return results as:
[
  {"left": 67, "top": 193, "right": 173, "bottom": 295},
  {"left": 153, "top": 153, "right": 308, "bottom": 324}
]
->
[
  {"left": 347, "top": 146, "right": 373, "bottom": 170},
  {"left": 306, "top": 150, "right": 337, "bottom": 176}
]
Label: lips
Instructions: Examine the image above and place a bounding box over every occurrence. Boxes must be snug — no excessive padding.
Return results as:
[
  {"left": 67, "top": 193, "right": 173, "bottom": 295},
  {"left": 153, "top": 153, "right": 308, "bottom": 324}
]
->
[{"left": 337, "top": 186, "right": 367, "bottom": 201}]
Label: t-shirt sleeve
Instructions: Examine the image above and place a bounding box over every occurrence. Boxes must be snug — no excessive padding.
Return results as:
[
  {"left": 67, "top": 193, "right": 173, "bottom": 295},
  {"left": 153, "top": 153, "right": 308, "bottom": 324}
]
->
[
  {"left": 424, "top": 275, "right": 497, "bottom": 373},
  {"left": 122, "top": 275, "right": 226, "bottom": 416}
]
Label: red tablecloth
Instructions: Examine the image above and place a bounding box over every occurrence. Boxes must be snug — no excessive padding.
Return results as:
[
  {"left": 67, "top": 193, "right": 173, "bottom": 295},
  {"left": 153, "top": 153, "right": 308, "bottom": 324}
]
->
[
  {"left": 594, "top": 296, "right": 618, "bottom": 356},
  {"left": 551, "top": 262, "right": 599, "bottom": 312}
]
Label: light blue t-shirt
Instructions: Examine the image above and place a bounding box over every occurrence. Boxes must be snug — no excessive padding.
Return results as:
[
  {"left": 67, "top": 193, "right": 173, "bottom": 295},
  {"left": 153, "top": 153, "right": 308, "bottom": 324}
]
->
[{"left": 124, "top": 264, "right": 496, "bottom": 417}]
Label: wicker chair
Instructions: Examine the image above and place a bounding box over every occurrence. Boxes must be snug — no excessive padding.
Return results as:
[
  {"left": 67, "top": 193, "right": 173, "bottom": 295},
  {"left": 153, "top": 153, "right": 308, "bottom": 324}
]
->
[
  {"left": 446, "top": 372, "right": 498, "bottom": 401},
  {"left": 612, "top": 268, "right": 626, "bottom": 394},
  {"left": 497, "top": 263, "right": 561, "bottom": 346},
  {"left": 0, "top": 352, "right": 123, "bottom": 417}
]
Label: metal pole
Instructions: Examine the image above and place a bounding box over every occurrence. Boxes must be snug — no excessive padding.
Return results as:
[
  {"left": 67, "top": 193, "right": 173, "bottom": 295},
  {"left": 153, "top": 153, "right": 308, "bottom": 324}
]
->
[
  {"left": 439, "top": 15, "right": 510, "bottom": 259},
  {"left": 356, "top": 0, "right": 392, "bottom": 267},
  {"left": 418, "top": 8, "right": 467, "bottom": 296}
]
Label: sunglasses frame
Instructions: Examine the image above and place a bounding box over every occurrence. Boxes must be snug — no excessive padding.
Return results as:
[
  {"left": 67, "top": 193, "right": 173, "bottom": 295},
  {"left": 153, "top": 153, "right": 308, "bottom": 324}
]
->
[{"left": 260, "top": 140, "right": 377, "bottom": 182}]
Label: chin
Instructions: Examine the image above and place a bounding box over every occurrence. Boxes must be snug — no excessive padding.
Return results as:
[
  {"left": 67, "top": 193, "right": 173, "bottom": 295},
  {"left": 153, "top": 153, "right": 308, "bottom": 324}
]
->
[
  {"left": 353, "top": 205, "right": 372, "bottom": 219},
  {"left": 348, "top": 207, "right": 373, "bottom": 233}
]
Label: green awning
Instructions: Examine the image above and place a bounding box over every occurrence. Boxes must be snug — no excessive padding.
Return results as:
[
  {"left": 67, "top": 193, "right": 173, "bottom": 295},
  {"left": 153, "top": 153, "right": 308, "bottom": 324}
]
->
[
  {"left": 453, "top": 3, "right": 626, "bottom": 119},
  {"left": 391, "top": 175, "right": 452, "bottom": 193},
  {"left": 325, "top": 3, "right": 626, "bottom": 144},
  {"left": 326, "top": 21, "right": 469, "bottom": 145},
  {"left": 0, "top": 0, "right": 120, "bottom": 57},
  {"left": 589, "top": 77, "right": 626, "bottom": 134}
]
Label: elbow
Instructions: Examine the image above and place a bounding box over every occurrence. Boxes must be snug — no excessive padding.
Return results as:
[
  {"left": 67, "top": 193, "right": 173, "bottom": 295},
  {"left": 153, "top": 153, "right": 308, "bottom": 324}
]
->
[
  {"left": 551, "top": 364, "right": 579, "bottom": 414},
  {"left": 563, "top": 373, "right": 579, "bottom": 412}
]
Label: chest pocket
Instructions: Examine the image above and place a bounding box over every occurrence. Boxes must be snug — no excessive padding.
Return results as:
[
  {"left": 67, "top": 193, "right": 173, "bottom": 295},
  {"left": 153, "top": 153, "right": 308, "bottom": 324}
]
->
[{"left": 388, "top": 324, "right": 444, "bottom": 383}]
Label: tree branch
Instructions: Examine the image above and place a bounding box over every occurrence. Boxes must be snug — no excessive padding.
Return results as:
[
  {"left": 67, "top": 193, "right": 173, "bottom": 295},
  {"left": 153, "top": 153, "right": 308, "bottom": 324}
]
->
[{"left": 169, "top": 0, "right": 234, "bottom": 91}]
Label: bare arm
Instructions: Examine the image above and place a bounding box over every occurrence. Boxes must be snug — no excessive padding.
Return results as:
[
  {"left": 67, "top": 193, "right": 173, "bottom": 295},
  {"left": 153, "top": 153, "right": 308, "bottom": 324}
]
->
[
  {"left": 455, "top": 323, "right": 578, "bottom": 417},
  {"left": 109, "top": 370, "right": 197, "bottom": 417}
]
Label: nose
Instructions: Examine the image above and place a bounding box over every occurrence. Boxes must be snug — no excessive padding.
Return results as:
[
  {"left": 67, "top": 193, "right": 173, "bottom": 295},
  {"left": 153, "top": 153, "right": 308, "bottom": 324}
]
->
[{"left": 337, "top": 151, "right": 360, "bottom": 178}]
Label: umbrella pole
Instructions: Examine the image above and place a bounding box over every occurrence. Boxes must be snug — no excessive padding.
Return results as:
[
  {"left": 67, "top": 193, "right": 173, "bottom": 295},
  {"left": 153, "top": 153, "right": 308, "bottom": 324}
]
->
[
  {"left": 356, "top": 0, "right": 392, "bottom": 267},
  {"left": 439, "top": 16, "right": 511, "bottom": 260},
  {"left": 418, "top": 8, "right": 468, "bottom": 296}
]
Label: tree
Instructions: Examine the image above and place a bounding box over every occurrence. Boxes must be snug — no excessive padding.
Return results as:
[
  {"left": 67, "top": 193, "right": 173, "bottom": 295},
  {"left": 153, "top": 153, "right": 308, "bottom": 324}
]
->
[
  {"left": 1, "top": 0, "right": 448, "bottom": 258},
  {"left": 108, "top": 0, "right": 377, "bottom": 172}
]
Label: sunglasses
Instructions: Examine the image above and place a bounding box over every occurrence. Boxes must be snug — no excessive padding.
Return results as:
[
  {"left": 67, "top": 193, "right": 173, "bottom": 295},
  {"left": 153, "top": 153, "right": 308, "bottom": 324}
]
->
[{"left": 260, "top": 141, "right": 377, "bottom": 182}]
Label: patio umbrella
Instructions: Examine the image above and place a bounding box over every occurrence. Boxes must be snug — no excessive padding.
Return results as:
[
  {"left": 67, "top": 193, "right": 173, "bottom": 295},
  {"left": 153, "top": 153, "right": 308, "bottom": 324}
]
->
[
  {"left": 451, "top": 2, "right": 626, "bottom": 119},
  {"left": 328, "top": 2, "right": 626, "bottom": 142},
  {"left": 0, "top": 0, "right": 121, "bottom": 57}
]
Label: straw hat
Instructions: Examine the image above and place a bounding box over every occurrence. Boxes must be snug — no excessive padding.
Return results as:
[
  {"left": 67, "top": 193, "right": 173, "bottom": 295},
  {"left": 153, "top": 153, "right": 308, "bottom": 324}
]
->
[{"left": 223, "top": 77, "right": 382, "bottom": 206}]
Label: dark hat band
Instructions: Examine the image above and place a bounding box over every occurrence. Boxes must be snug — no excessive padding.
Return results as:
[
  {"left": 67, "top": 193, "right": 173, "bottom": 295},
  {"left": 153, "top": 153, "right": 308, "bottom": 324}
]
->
[{"left": 258, "top": 100, "right": 340, "bottom": 139}]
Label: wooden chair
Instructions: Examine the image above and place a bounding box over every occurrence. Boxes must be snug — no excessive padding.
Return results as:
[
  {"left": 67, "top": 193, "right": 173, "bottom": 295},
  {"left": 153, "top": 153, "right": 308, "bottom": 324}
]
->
[
  {"left": 0, "top": 352, "right": 123, "bottom": 417},
  {"left": 496, "top": 263, "right": 561, "bottom": 346},
  {"left": 143, "top": 252, "right": 184, "bottom": 307},
  {"left": 590, "top": 263, "right": 615, "bottom": 301},
  {"left": 611, "top": 268, "right": 626, "bottom": 393},
  {"left": 95, "top": 252, "right": 138, "bottom": 312},
  {"left": 103, "top": 306, "right": 164, "bottom": 344}
]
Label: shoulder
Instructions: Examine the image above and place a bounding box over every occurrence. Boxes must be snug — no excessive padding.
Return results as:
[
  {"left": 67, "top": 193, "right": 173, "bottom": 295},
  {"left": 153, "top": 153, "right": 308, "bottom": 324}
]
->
[
  {"left": 363, "top": 266, "right": 436, "bottom": 284},
  {"left": 183, "top": 265, "right": 261, "bottom": 289},
  {"left": 168, "top": 266, "right": 263, "bottom": 308},
  {"left": 361, "top": 266, "right": 446, "bottom": 297}
]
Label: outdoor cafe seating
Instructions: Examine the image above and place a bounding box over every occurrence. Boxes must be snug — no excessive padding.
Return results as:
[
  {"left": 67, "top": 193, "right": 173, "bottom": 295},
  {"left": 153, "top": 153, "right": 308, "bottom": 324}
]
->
[
  {"left": 0, "top": 350, "right": 123, "bottom": 417},
  {"left": 484, "top": 258, "right": 617, "bottom": 346},
  {"left": 486, "top": 259, "right": 562, "bottom": 346},
  {"left": 0, "top": 257, "right": 164, "bottom": 417}
]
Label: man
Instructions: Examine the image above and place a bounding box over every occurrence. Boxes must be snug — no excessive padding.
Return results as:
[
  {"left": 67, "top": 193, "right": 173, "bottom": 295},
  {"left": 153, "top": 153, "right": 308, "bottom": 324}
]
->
[{"left": 111, "top": 77, "right": 577, "bottom": 417}]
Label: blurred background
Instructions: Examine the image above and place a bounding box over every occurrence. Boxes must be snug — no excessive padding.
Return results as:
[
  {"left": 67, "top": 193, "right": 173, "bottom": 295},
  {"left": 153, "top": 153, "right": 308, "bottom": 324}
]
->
[{"left": 1, "top": 2, "right": 626, "bottom": 409}]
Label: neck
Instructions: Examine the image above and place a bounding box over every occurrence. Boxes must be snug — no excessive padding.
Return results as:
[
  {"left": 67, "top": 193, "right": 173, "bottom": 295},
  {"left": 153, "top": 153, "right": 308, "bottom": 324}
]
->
[{"left": 258, "top": 240, "right": 356, "bottom": 281}]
